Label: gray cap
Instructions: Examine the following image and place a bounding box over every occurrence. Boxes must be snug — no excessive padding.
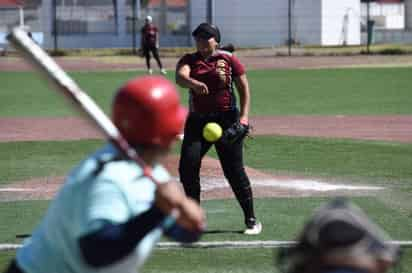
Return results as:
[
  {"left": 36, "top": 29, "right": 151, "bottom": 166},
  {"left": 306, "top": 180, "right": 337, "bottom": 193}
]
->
[{"left": 278, "top": 198, "right": 400, "bottom": 273}]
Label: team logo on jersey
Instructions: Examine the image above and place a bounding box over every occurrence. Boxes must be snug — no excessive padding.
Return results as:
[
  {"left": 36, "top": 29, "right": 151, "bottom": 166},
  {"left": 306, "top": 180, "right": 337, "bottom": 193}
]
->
[{"left": 216, "top": 60, "right": 228, "bottom": 84}]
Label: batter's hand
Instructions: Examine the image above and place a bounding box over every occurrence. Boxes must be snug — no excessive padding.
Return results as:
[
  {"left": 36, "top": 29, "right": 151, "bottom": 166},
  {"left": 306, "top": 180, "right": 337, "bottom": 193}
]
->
[
  {"left": 176, "top": 197, "right": 206, "bottom": 232},
  {"left": 192, "top": 81, "right": 209, "bottom": 95},
  {"left": 155, "top": 181, "right": 185, "bottom": 214},
  {"left": 155, "top": 182, "right": 205, "bottom": 232}
]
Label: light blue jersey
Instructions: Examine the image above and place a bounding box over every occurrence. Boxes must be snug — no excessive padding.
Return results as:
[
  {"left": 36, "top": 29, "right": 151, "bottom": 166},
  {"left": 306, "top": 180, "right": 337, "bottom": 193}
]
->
[{"left": 16, "top": 144, "right": 174, "bottom": 273}]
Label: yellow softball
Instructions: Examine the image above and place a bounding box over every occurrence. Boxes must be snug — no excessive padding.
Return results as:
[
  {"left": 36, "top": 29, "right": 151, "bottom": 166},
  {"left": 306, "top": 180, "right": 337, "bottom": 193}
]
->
[{"left": 202, "top": 122, "right": 223, "bottom": 142}]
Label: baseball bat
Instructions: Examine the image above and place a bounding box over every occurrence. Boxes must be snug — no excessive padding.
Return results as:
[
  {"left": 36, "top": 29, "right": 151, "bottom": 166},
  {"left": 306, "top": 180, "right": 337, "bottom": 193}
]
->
[{"left": 7, "top": 27, "right": 155, "bottom": 179}]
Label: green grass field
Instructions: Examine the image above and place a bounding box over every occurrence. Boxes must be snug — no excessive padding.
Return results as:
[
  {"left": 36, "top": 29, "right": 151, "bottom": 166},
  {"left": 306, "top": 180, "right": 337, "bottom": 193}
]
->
[
  {"left": 2, "top": 67, "right": 412, "bottom": 117},
  {"left": 1, "top": 67, "right": 412, "bottom": 272}
]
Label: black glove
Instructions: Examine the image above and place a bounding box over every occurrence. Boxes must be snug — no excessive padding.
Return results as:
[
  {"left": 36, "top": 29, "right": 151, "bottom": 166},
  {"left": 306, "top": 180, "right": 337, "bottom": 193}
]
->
[{"left": 220, "top": 122, "right": 250, "bottom": 145}]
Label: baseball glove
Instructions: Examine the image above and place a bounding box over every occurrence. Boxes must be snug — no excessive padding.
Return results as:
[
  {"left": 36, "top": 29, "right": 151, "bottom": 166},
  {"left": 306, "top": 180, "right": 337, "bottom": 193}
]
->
[{"left": 220, "top": 122, "right": 250, "bottom": 145}]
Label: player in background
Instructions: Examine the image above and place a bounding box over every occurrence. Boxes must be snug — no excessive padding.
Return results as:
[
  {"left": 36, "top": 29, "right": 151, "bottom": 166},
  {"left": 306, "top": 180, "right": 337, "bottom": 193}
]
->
[
  {"left": 3, "top": 76, "right": 205, "bottom": 273},
  {"left": 141, "top": 15, "right": 167, "bottom": 75},
  {"left": 276, "top": 198, "right": 400, "bottom": 273},
  {"left": 175, "top": 22, "right": 262, "bottom": 235}
]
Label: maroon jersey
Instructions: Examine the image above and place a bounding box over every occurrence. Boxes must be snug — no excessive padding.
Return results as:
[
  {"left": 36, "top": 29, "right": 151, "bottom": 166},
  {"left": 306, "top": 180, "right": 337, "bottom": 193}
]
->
[
  {"left": 141, "top": 24, "right": 158, "bottom": 47},
  {"left": 178, "top": 50, "right": 245, "bottom": 113}
]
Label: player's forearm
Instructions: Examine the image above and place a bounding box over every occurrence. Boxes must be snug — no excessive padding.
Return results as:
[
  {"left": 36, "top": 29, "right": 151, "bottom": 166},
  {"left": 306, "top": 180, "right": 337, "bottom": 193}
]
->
[
  {"left": 176, "top": 73, "right": 202, "bottom": 90},
  {"left": 79, "top": 206, "right": 166, "bottom": 267},
  {"left": 236, "top": 75, "right": 250, "bottom": 120},
  {"left": 239, "top": 90, "right": 250, "bottom": 118}
]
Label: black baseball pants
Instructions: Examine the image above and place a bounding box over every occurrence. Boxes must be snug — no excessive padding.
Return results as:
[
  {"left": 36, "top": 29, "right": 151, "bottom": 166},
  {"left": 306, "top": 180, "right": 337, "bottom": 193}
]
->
[
  {"left": 178, "top": 110, "right": 256, "bottom": 224},
  {"left": 143, "top": 46, "right": 163, "bottom": 70}
]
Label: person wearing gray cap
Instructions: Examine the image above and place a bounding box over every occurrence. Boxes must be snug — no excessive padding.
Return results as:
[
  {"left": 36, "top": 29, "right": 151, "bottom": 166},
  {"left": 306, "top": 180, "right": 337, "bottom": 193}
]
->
[{"left": 277, "top": 198, "right": 400, "bottom": 273}]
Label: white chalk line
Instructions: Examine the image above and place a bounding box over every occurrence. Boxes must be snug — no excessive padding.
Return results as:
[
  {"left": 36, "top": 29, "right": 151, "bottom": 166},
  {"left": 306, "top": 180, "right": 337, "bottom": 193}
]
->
[
  {"left": 196, "top": 177, "right": 384, "bottom": 192},
  {"left": 1, "top": 240, "right": 412, "bottom": 251},
  {"left": 0, "top": 188, "right": 37, "bottom": 192},
  {"left": 0, "top": 177, "right": 383, "bottom": 193}
]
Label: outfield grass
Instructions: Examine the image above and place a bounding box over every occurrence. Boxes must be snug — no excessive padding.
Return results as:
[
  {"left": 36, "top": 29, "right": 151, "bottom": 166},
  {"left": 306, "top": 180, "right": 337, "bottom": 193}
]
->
[
  {"left": 246, "top": 68, "right": 412, "bottom": 115},
  {"left": 0, "top": 140, "right": 103, "bottom": 183},
  {"left": 2, "top": 71, "right": 140, "bottom": 117},
  {"left": 2, "top": 67, "right": 412, "bottom": 117}
]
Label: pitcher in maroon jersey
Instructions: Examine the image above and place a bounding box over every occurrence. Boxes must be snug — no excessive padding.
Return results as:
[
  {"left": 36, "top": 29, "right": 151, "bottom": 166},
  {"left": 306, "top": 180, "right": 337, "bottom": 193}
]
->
[
  {"left": 175, "top": 22, "right": 261, "bottom": 235},
  {"left": 140, "top": 15, "right": 166, "bottom": 75}
]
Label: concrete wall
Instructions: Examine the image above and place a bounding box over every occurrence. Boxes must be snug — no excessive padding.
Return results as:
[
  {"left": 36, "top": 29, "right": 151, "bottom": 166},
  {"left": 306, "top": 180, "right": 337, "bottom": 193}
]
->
[
  {"left": 7, "top": 0, "right": 412, "bottom": 49},
  {"left": 215, "top": 0, "right": 288, "bottom": 47},
  {"left": 406, "top": 0, "right": 412, "bottom": 30},
  {"left": 189, "top": 0, "right": 207, "bottom": 29},
  {"left": 321, "top": 0, "right": 360, "bottom": 45},
  {"left": 33, "top": 0, "right": 188, "bottom": 49},
  {"left": 293, "top": 0, "right": 322, "bottom": 45},
  {"left": 361, "top": 2, "right": 405, "bottom": 29},
  {"left": 189, "top": 0, "right": 359, "bottom": 47},
  {"left": 189, "top": 0, "right": 288, "bottom": 47},
  {"left": 362, "top": 29, "right": 412, "bottom": 44},
  {"left": 188, "top": 0, "right": 207, "bottom": 46}
]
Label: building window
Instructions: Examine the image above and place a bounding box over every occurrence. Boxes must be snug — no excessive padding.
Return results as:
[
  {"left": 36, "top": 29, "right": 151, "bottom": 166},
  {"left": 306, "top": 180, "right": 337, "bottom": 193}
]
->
[
  {"left": 0, "top": 0, "right": 42, "bottom": 32},
  {"left": 361, "top": 0, "right": 405, "bottom": 30},
  {"left": 125, "top": 0, "right": 188, "bottom": 35},
  {"left": 55, "top": 0, "right": 116, "bottom": 34}
]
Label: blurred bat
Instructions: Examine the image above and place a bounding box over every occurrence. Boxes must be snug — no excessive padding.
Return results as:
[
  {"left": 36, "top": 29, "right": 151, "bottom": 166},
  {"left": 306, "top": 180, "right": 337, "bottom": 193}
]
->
[{"left": 7, "top": 27, "right": 155, "bottom": 179}]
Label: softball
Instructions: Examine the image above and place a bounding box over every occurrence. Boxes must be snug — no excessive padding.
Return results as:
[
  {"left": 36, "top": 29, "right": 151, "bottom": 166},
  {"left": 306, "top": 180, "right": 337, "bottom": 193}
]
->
[{"left": 203, "top": 122, "right": 223, "bottom": 142}]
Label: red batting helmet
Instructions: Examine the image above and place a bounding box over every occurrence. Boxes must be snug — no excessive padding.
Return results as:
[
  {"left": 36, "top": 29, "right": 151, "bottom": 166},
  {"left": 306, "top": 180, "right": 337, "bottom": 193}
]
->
[{"left": 112, "top": 76, "right": 187, "bottom": 148}]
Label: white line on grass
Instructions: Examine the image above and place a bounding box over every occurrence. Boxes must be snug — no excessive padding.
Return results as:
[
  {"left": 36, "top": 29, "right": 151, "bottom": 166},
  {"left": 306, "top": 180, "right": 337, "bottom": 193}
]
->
[
  {"left": 0, "top": 177, "right": 383, "bottom": 193},
  {"left": 194, "top": 177, "right": 384, "bottom": 192},
  {"left": 1, "top": 241, "right": 412, "bottom": 251},
  {"left": 252, "top": 179, "right": 384, "bottom": 191},
  {"left": 0, "top": 188, "right": 37, "bottom": 192}
]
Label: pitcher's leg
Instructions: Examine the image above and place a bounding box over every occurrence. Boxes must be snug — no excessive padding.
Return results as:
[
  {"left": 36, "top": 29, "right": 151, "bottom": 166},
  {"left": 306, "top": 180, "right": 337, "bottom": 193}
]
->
[
  {"left": 179, "top": 115, "right": 211, "bottom": 202},
  {"left": 216, "top": 139, "right": 261, "bottom": 234}
]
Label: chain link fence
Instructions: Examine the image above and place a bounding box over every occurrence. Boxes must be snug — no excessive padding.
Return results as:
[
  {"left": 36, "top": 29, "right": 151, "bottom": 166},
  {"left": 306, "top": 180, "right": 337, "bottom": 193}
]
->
[{"left": 0, "top": 0, "right": 411, "bottom": 54}]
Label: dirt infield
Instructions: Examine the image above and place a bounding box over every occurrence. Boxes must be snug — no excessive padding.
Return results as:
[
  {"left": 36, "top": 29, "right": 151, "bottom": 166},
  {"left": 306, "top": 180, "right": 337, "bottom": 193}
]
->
[
  {"left": 1, "top": 54, "right": 412, "bottom": 201},
  {"left": 1, "top": 114, "right": 411, "bottom": 201},
  {"left": 2, "top": 54, "right": 412, "bottom": 71},
  {"left": 1, "top": 115, "right": 412, "bottom": 143}
]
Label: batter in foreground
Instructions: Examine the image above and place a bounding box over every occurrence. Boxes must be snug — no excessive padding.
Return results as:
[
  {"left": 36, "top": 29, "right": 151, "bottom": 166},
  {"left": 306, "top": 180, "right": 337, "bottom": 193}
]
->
[{"left": 3, "top": 76, "right": 204, "bottom": 273}]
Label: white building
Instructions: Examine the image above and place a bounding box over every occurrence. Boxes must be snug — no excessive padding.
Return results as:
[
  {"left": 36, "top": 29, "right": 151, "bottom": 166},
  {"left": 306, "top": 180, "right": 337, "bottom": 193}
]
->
[
  {"left": 1, "top": 0, "right": 412, "bottom": 49},
  {"left": 193, "top": 0, "right": 361, "bottom": 47}
]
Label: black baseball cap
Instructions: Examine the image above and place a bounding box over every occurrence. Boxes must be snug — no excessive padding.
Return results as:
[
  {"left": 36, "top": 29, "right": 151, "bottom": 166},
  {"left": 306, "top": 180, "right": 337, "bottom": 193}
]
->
[{"left": 192, "top": 23, "right": 221, "bottom": 43}]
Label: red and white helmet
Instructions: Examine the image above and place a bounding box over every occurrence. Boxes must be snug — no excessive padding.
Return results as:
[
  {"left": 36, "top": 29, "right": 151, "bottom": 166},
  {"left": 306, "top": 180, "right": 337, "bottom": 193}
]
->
[{"left": 112, "top": 76, "right": 187, "bottom": 148}]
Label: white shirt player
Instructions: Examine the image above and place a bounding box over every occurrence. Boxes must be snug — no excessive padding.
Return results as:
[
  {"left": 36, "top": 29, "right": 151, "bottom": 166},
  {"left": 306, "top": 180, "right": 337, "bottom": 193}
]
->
[{"left": 16, "top": 143, "right": 176, "bottom": 273}]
